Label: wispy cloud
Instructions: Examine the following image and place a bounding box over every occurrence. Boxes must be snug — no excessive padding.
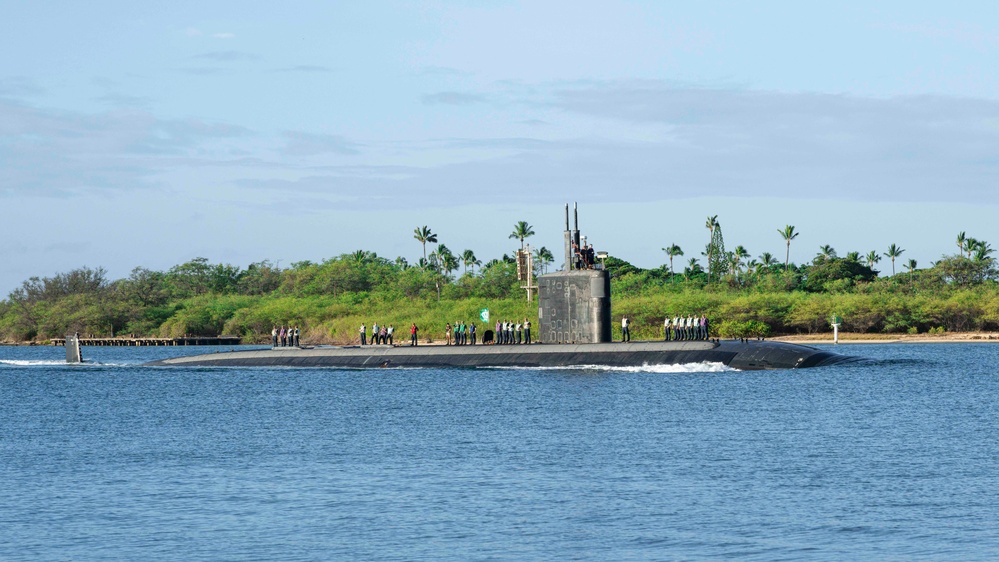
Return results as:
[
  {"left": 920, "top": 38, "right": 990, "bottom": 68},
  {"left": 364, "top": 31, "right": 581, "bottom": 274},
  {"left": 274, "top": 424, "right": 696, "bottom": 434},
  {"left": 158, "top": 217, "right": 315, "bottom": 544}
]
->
[
  {"left": 179, "top": 67, "right": 229, "bottom": 76},
  {"left": 184, "top": 27, "right": 235, "bottom": 40},
  {"left": 94, "top": 93, "right": 151, "bottom": 109},
  {"left": 272, "top": 65, "right": 333, "bottom": 73},
  {"left": 0, "top": 77, "right": 44, "bottom": 98},
  {"left": 194, "top": 51, "right": 260, "bottom": 62},
  {"left": 282, "top": 132, "right": 361, "bottom": 156},
  {"left": 421, "top": 91, "right": 486, "bottom": 106},
  {"left": 0, "top": 101, "right": 252, "bottom": 196}
]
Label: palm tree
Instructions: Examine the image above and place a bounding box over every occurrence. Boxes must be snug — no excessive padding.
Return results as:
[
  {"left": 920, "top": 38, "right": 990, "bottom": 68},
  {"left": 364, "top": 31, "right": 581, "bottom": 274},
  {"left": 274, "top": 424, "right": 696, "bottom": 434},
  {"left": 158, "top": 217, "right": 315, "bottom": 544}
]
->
[
  {"left": 662, "top": 244, "right": 684, "bottom": 283},
  {"left": 816, "top": 244, "right": 837, "bottom": 262},
  {"left": 461, "top": 249, "right": 480, "bottom": 275},
  {"left": 845, "top": 251, "right": 861, "bottom": 262},
  {"left": 778, "top": 225, "right": 799, "bottom": 272},
  {"left": 684, "top": 257, "right": 703, "bottom": 281},
  {"left": 965, "top": 237, "right": 979, "bottom": 259},
  {"left": 973, "top": 240, "right": 994, "bottom": 262},
  {"left": 534, "top": 246, "right": 554, "bottom": 274},
  {"left": 759, "top": 252, "right": 777, "bottom": 268},
  {"left": 884, "top": 243, "right": 905, "bottom": 276},
  {"left": 413, "top": 226, "right": 437, "bottom": 261},
  {"left": 865, "top": 250, "right": 881, "bottom": 270},
  {"left": 731, "top": 245, "right": 750, "bottom": 274},
  {"left": 509, "top": 221, "right": 535, "bottom": 250},
  {"left": 906, "top": 258, "right": 917, "bottom": 284},
  {"left": 957, "top": 231, "right": 967, "bottom": 256},
  {"left": 705, "top": 215, "right": 719, "bottom": 280},
  {"left": 348, "top": 250, "right": 373, "bottom": 264}
]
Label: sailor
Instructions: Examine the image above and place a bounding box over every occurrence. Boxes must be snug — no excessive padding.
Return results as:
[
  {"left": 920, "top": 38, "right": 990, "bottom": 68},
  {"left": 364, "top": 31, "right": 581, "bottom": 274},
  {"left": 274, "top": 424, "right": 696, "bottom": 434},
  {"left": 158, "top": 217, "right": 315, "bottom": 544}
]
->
[
  {"left": 664, "top": 317, "right": 671, "bottom": 341},
  {"left": 621, "top": 317, "right": 630, "bottom": 342},
  {"left": 271, "top": 326, "right": 278, "bottom": 347},
  {"left": 280, "top": 326, "right": 287, "bottom": 347},
  {"left": 294, "top": 326, "right": 300, "bottom": 347},
  {"left": 470, "top": 323, "right": 476, "bottom": 345},
  {"left": 524, "top": 318, "right": 531, "bottom": 344},
  {"left": 359, "top": 324, "right": 366, "bottom": 345},
  {"left": 387, "top": 325, "right": 394, "bottom": 345},
  {"left": 515, "top": 321, "right": 522, "bottom": 344},
  {"left": 445, "top": 323, "right": 452, "bottom": 345},
  {"left": 410, "top": 323, "right": 418, "bottom": 346}
]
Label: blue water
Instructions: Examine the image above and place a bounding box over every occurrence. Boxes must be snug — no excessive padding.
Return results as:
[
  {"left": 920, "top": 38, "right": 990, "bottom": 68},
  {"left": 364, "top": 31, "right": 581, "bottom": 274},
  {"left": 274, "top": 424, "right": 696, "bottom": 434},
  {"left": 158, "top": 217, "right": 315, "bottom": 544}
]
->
[{"left": 2, "top": 343, "right": 998, "bottom": 560}]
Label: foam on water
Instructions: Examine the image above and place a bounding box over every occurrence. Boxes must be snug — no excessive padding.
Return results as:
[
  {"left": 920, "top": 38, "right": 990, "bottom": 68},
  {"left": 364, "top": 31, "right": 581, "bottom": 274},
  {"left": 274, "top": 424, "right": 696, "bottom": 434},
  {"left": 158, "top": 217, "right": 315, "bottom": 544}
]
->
[
  {"left": 0, "top": 359, "right": 134, "bottom": 368},
  {"left": 496, "top": 361, "right": 737, "bottom": 373}
]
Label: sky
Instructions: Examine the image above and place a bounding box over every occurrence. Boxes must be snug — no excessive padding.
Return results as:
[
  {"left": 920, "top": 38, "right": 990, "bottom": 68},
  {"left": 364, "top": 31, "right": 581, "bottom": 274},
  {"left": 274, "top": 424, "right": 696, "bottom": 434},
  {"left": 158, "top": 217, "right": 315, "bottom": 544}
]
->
[{"left": 3, "top": 1, "right": 999, "bottom": 294}]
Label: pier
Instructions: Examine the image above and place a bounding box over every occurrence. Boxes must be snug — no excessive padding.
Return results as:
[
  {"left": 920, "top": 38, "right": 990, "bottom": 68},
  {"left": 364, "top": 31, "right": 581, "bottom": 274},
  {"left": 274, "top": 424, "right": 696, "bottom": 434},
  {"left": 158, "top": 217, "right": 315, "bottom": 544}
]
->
[{"left": 52, "top": 336, "right": 241, "bottom": 347}]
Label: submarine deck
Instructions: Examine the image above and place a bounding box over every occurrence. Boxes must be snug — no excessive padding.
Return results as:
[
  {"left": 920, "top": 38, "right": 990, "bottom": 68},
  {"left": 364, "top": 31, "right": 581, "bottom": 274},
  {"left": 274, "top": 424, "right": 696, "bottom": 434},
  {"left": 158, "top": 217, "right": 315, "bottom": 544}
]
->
[{"left": 145, "top": 340, "right": 853, "bottom": 370}]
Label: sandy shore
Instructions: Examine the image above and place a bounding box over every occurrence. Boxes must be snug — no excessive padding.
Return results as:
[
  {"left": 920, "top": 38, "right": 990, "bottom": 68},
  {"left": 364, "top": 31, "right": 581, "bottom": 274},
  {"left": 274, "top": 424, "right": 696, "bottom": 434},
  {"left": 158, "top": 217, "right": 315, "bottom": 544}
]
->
[{"left": 771, "top": 332, "right": 999, "bottom": 344}]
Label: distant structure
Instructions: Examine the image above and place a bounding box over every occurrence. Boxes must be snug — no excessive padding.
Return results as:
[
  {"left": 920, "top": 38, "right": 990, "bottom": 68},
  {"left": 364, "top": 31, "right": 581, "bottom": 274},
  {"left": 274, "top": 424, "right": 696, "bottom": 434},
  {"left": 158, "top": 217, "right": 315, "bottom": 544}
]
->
[{"left": 537, "top": 204, "right": 611, "bottom": 344}]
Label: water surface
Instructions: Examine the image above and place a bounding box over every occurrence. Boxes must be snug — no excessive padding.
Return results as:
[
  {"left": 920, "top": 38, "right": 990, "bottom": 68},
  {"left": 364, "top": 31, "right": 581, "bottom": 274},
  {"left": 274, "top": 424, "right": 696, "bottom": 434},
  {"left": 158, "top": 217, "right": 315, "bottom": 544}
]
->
[{"left": 2, "top": 343, "right": 997, "bottom": 560}]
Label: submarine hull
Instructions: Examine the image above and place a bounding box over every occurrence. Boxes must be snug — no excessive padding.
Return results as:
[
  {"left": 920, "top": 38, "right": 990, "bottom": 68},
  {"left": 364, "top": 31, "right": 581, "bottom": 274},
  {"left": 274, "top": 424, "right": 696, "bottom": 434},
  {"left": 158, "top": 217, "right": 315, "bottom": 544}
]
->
[{"left": 145, "top": 340, "right": 854, "bottom": 370}]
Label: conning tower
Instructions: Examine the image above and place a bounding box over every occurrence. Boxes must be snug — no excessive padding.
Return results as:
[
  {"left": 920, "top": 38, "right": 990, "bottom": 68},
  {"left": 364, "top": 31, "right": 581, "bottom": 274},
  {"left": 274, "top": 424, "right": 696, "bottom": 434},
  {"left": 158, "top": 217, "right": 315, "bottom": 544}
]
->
[{"left": 537, "top": 203, "right": 612, "bottom": 344}]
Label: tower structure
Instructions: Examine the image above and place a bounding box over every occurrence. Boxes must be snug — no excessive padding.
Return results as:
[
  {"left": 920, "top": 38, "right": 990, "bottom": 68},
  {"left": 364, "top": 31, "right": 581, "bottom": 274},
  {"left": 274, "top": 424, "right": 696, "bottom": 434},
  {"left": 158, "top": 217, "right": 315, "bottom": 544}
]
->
[{"left": 537, "top": 204, "right": 611, "bottom": 344}]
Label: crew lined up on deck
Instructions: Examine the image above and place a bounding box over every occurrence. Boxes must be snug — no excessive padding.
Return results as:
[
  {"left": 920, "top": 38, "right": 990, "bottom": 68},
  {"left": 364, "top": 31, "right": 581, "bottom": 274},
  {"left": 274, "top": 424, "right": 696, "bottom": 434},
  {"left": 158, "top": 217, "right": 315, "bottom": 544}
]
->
[
  {"left": 443, "top": 321, "right": 477, "bottom": 345},
  {"left": 662, "top": 315, "right": 710, "bottom": 341},
  {"left": 358, "top": 323, "right": 394, "bottom": 345},
  {"left": 272, "top": 326, "right": 300, "bottom": 347},
  {"left": 493, "top": 319, "right": 531, "bottom": 344}
]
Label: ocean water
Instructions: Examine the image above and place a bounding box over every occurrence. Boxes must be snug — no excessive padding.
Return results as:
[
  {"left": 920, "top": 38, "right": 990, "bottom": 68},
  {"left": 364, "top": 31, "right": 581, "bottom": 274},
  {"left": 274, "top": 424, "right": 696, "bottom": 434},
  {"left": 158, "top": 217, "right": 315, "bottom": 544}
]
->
[{"left": 2, "top": 343, "right": 998, "bottom": 560}]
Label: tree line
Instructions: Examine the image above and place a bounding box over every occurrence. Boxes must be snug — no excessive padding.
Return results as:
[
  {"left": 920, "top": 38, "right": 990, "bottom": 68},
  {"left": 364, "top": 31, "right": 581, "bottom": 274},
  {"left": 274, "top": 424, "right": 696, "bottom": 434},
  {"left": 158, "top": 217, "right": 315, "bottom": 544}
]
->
[{"left": 1, "top": 219, "right": 996, "bottom": 343}]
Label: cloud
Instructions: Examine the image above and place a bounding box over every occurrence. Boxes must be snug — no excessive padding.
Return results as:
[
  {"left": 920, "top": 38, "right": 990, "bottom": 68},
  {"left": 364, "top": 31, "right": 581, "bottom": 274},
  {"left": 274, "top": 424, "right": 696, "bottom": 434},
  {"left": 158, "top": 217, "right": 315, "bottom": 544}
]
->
[
  {"left": 94, "top": 93, "right": 151, "bottom": 109},
  {"left": 179, "top": 67, "right": 229, "bottom": 76},
  {"left": 421, "top": 91, "right": 486, "bottom": 106},
  {"left": 213, "top": 32, "right": 235, "bottom": 39},
  {"left": 272, "top": 65, "right": 333, "bottom": 73},
  {"left": 282, "top": 132, "right": 361, "bottom": 156},
  {"left": 545, "top": 82, "right": 999, "bottom": 203},
  {"left": 0, "top": 100, "right": 252, "bottom": 196},
  {"left": 0, "top": 77, "right": 44, "bottom": 99},
  {"left": 193, "top": 51, "right": 260, "bottom": 62}
]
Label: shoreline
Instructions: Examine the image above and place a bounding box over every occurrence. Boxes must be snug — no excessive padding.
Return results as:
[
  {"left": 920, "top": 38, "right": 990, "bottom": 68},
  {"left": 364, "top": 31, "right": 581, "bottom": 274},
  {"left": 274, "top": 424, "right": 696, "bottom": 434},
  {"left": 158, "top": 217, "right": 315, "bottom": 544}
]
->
[
  {"left": 771, "top": 332, "right": 999, "bottom": 344},
  {"left": 6, "top": 333, "right": 999, "bottom": 346}
]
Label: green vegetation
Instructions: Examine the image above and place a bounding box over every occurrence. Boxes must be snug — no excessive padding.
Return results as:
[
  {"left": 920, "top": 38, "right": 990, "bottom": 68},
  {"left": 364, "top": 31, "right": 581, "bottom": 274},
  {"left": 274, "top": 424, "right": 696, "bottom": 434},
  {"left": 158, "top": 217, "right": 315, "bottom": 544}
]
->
[{"left": 3, "top": 225, "right": 999, "bottom": 344}]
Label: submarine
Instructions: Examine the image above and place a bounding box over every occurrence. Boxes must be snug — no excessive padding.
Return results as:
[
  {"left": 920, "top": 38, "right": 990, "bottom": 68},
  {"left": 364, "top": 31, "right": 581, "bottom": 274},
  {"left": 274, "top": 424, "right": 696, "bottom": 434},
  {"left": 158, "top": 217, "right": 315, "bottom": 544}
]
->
[{"left": 143, "top": 204, "right": 855, "bottom": 371}]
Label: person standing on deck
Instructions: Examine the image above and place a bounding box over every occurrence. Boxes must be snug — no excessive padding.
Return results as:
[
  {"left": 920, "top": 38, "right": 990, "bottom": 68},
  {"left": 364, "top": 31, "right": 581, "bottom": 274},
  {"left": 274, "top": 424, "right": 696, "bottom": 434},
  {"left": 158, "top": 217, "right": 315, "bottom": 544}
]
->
[
  {"left": 271, "top": 326, "right": 278, "bottom": 347},
  {"left": 524, "top": 318, "right": 531, "bottom": 344},
  {"left": 621, "top": 317, "right": 630, "bottom": 342},
  {"left": 470, "top": 323, "right": 477, "bottom": 345},
  {"left": 359, "top": 324, "right": 366, "bottom": 345},
  {"left": 410, "top": 323, "right": 418, "bottom": 346},
  {"left": 387, "top": 325, "right": 394, "bottom": 345}
]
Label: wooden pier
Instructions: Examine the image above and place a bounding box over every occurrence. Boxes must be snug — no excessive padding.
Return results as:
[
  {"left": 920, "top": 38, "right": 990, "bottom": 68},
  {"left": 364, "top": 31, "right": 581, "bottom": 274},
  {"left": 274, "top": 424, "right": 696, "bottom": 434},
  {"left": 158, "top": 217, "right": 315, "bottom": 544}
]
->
[{"left": 51, "top": 336, "right": 242, "bottom": 347}]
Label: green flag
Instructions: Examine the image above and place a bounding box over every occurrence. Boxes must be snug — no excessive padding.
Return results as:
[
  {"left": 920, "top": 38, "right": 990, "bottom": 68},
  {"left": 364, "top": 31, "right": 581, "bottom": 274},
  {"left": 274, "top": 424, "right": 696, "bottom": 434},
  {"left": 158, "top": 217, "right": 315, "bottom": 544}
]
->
[{"left": 480, "top": 308, "right": 489, "bottom": 322}]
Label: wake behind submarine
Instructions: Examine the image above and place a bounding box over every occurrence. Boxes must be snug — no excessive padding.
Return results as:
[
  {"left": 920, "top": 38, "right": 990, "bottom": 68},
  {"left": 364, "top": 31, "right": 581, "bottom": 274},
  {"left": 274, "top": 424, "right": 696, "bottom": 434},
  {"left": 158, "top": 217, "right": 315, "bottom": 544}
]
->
[{"left": 145, "top": 204, "right": 855, "bottom": 371}]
